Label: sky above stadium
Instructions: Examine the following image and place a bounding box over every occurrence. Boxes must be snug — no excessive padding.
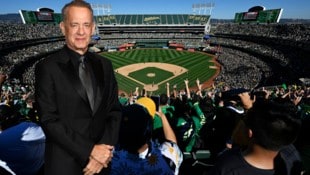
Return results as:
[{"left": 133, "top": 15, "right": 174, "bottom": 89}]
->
[{"left": 0, "top": 0, "right": 309, "bottom": 19}]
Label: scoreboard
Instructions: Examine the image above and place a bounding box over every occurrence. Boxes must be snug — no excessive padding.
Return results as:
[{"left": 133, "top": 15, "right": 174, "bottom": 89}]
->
[
  {"left": 19, "top": 10, "right": 62, "bottom": 24},
  {"left": 234, "top": 8, "right": 283, "bottom": 24}
]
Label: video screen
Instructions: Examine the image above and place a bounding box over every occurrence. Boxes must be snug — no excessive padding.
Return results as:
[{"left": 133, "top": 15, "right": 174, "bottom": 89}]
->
[
  {"left": 243, "top": 12, "right": 258, "bottom": 21},
  {"left": 35, "top": 12, "right": 54, "bottom": 22}
]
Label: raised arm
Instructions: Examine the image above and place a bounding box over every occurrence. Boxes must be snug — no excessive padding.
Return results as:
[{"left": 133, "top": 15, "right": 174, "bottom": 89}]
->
[
  {"left": 196, "top": 78, "right": 203, "bottom": 97},
  {"left": 156, "top": 110, "right": 177, "bottom": 143},
  {"left": 166, "top": 82, "right": 170, "bottom": 98},
  {"left": 184, "top": 79, "right": 191, "bottom": 99}
]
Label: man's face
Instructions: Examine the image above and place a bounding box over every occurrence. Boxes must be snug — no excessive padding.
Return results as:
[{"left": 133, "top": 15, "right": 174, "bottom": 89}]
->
[{"left": 60, "top": 6, "right": 95, "bottom": 55}]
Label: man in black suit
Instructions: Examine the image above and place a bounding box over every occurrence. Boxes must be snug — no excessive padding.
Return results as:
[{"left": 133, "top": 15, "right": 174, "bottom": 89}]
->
[{"left": 35, "top": 1, "right": 122, "bottom": 174}]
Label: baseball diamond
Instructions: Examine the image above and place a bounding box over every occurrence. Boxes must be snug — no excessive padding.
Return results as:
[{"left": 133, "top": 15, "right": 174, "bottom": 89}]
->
[{"left": 102, "top": 48, "right": 219, "bottom": 94}]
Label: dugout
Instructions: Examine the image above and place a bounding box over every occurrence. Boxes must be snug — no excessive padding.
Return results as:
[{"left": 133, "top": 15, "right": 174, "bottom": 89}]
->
[{"left": 135, "top": 39, "right": 168, "bottom": 48}]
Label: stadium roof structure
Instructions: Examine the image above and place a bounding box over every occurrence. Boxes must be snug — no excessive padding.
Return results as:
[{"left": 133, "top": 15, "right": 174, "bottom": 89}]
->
[{"left": 95, "top": 14, "right": 210, "bottom": 26}]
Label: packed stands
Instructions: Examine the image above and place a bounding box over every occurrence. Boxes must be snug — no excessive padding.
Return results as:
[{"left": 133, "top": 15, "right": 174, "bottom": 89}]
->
[
  {"left": 210, "top": 23, "right": 310, "bottom": 88},
  {"left": 95, "top": 14, "right": 211, "bottom": 50}
]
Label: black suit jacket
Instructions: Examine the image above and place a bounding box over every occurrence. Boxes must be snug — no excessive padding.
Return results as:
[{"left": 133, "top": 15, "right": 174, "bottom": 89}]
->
[{"left": 35, "top": 46, "right": 122, "bottom": 175}]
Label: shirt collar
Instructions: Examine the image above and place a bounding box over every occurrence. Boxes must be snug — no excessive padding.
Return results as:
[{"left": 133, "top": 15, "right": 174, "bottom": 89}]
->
[{"left": 64, "top": 45, "right": 86, "bottom": 68}]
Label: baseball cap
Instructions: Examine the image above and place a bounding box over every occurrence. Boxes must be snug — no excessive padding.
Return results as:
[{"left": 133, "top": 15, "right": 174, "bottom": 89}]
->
[{"left": 136, "top": 97, "right": 156, "bottom": 118}]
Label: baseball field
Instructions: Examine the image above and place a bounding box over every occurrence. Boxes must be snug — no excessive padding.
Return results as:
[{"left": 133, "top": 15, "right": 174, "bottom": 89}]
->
[{"left": 101, "top": 48, "right": 219, "bottom": 95}]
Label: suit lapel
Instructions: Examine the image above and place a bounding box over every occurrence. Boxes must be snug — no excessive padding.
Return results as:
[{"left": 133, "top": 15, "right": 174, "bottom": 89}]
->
[{"left": 89, "top": 56, "right": 104, "bottom": 113}]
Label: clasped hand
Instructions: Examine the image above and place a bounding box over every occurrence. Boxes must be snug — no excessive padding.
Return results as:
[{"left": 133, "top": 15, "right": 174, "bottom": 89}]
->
[{"left": 83, "top": 144, "right": 114, "bottom": 175}]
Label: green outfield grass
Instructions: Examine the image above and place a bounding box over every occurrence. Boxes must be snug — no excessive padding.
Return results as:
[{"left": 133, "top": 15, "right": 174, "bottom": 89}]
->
[{"left": 101, "top": 48, "right": 217, "bottom": 94}]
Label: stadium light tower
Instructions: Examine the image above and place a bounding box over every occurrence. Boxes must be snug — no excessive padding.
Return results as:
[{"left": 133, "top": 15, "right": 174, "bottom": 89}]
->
[
  {"left": 91, "top": 4, "right": 111, "bottom": 37},
  {"left": 91, "top": 4, "right": 112, "bottom": 16},
  {"left": 192, "top": 2, "right": 215, "bottom": 15}
]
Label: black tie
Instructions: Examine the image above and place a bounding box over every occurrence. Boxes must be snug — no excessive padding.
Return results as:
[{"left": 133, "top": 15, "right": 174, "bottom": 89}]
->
[{"left": 79, "top": 56, "right": 94, "bottom": 110}]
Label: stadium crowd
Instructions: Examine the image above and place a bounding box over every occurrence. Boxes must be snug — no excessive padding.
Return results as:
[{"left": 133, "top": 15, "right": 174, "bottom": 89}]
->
[
  {"left": 0, "top": 21, "right": 310, "bottom": 174},
  {"left": 1, "top": 72, "right": 309, "bottom": 174},
  {"left": 214, "top": 23, "right": 310, "bottom": 42},
  {"left": 212, "top": 23, "right": 310, "bottom": 84},
  {"left": 0, "top": 23, "right": 61, "bottom": 42},
  {"left": 214, "top": 47, "right": 269, "bottom": 89},
  {"left": 1, "top": 41, "right": 64, "bottom": 74}
]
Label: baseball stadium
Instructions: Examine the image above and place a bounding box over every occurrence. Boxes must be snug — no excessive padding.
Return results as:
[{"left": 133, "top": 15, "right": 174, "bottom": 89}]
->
[
  {"left": 3, "top": 4, "right": 308, "bottom": 95},
  {"left": 0, "top": 1, "right": 310, "bottom": 175}
]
